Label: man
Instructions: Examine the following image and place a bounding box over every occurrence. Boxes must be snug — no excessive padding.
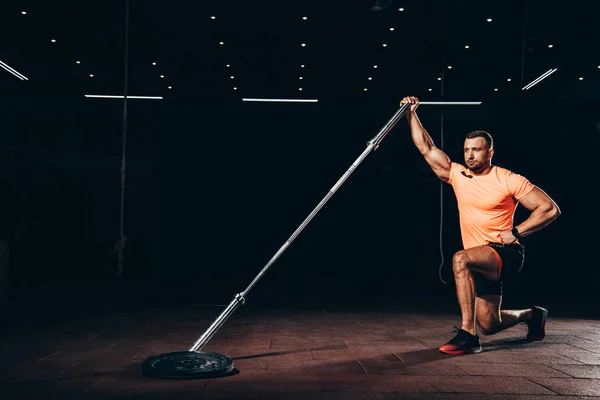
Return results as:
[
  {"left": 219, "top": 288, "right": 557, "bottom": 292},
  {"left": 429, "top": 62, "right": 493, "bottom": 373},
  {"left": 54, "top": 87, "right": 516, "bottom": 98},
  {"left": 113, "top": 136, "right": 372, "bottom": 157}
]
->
[{"left": 400, "top": 96, "right": 561, "bottom": 354}]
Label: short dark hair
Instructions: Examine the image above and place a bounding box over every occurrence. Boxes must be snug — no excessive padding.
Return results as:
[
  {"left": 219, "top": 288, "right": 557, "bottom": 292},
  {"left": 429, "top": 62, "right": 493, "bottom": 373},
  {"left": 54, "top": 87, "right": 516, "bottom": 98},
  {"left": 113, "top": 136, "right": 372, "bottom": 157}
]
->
[{"left": 466, "top": 130, "right": 493, "bottom": 149}]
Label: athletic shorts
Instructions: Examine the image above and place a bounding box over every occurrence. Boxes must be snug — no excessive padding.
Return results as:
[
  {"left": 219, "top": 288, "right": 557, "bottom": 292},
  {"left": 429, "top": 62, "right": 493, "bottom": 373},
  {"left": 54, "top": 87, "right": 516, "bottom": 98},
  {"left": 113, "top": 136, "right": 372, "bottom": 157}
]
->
[{"left": 474, "top": 242, "right": 525, "bottom": 297}]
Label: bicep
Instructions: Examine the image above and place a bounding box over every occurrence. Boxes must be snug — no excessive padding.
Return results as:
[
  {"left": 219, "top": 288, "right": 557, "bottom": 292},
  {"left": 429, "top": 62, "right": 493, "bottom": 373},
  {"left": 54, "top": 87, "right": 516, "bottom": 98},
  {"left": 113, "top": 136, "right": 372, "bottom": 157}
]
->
[
  {"left": 423, "top": 147, "right": 452, "bottom": 182},
  {"left": 517, "top": 186, "right": 558, "bottom": 212}
]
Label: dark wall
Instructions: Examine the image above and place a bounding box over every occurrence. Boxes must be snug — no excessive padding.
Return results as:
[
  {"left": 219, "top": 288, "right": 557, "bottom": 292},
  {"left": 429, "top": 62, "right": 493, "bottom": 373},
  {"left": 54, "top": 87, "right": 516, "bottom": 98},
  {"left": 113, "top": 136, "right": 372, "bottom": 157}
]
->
[{"left": 0, "top": 93, "right": 596, "bottom": 309}]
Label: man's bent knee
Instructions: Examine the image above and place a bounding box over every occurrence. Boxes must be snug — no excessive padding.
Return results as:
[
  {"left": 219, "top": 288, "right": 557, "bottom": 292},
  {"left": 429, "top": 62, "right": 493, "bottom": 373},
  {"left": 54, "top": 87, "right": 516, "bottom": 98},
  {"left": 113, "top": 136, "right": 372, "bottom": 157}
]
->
[
  {"left": 452, "top": 251, "right": 470, "bottom": 272},
  {"left": 478, "top": 320, "right": 500, "bottom": 336}
]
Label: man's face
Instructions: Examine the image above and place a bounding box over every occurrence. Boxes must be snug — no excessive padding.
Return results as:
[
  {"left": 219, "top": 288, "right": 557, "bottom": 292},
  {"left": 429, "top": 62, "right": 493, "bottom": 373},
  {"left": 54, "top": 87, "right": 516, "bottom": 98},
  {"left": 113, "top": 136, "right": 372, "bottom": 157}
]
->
[{"left": 463, "top": 137, "right": 492, "bottom": 172}]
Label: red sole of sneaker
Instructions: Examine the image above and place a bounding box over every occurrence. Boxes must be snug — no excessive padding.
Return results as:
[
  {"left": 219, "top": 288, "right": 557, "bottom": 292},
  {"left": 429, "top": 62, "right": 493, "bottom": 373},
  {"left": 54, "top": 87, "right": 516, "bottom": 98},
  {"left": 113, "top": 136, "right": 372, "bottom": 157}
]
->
[{"left": 439, "top": 347, "right": 482, "bottom": 355}]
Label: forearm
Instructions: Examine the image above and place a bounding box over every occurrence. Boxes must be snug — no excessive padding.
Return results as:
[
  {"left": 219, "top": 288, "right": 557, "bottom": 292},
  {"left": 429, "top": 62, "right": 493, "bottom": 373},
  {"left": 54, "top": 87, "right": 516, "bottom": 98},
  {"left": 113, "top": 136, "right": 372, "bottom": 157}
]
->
[
  {"left": 407, "top": 112, "right": 436, "bottom": 154},
  {"left": 515, "top": 205, "right": 560, "bottom": 237}
]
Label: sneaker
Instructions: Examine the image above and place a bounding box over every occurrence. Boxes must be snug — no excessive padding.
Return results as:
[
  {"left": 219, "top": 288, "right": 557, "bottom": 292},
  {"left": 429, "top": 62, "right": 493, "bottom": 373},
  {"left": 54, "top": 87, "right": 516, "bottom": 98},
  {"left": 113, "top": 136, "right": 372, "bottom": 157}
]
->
[
  {"left": 439, "top": 327, "right": 482, "bottom": 355},
  {"left": 527, "top": 306, "right": 548, "bottom": 341}
]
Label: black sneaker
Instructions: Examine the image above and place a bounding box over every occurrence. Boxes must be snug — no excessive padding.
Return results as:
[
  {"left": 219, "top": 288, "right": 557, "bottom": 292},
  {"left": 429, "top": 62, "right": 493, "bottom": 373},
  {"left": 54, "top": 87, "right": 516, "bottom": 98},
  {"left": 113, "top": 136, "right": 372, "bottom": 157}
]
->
[
  {"left": 527, "top": 306, "right": 548, "bottom": 341},
  {"left": 439, "top": 327, "right": 482, "bottom": 355}
]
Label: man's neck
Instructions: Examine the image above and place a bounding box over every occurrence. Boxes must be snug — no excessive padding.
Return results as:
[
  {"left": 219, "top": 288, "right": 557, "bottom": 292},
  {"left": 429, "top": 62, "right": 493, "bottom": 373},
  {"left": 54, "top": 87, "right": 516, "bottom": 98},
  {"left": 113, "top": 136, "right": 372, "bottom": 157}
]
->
[{"left": 470, "top": 165, "right": 493, "bottom": 176}]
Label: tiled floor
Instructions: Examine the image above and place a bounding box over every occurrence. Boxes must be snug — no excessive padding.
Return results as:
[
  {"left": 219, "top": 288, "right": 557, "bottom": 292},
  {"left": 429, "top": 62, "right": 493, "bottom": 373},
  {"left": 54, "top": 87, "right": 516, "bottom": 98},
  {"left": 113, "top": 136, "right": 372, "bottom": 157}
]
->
[{"left": 1, "top": 295, "right": 600, "bottom": 399}]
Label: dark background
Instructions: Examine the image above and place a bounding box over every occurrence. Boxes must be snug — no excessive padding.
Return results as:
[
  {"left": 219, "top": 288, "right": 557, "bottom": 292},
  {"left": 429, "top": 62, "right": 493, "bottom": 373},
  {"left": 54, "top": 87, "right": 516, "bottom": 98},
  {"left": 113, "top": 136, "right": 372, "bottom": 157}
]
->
[
  {"left": 1, "top": 93, "right": 596, "bottom": 312},
  {"left": 0, "top": 0, "right": 598, "bottom": 317}
]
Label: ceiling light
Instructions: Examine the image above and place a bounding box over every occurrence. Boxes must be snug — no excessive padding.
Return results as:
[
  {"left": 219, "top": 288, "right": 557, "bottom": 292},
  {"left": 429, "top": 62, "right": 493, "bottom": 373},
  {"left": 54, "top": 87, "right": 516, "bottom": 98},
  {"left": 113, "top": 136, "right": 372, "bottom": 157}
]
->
[
  {"left": 302, "top": 16, "right": 307, "bottom": 20},
  {"left": 160, "top": 75, "right": 165, "bottom": 78},
  {"left": 51, "top": 39, "right": 56, "bottom": 43},
  {"left": 230, "top": 76, "right": 234, "bottom": 79},
  {"left": 21, "top": 11, "right": 27, "bottom": 15},
  {"left": 85, "top": 95, "right": 163, "bottom": 100},
  {"left": 89, "top": 74, "right": 94, "bottom": 77},
  {"left": 579, "top": 77, "right": 583, "bottom": 80},
  {"left": 389, "top": 28, "right": 395, "bottom": 31},
  {"left": 168, "top": 86, "right": 172, "bottom": 89},
  {"left": 243, "top": 98, "right": 318, "bottom": 103},
  {"left": 507, "top": 78, "right": 511, "bottom": 81},
  {"left": 301, "top": 64, "right": 305, "bottom": 68},
  {"left": 76, "top": 61, "right": 81, "bottom": 64},
  {"left": 364, "top": 88, "right": 368, "bottom": 91},
  {"left": 211, "top": 16, "right": 216, "bottom": 19},
  {"left": 152, "top": 62, "right": 156, "bottom": 66},
  {"left": 299, "top": 88, "right": 303, "bottom": 91},
  {"left": 368, "top": 77, "right": 373, "bottom": 80},
  {"left": 382, "top": 44, "right": 387, "bottom": 47},
  {"left": 487, "top": 18, "right": 492, "bottom": 22},
  {"left": 437, "top": 77, "right": 441, "bottom": 80},
  {"left": 548, "top": 44, "right": 553, "bottom": 48},
  {"left": 465, "top": 45, "right": 470, "bottom": 49},
  {"left": 233, "top": 87, "right": 237, "bottom": 90},
  {"left": 0, "top": 60, "right": 28, "bottom": 80},
  {"left": 494, "top": 88, "right": 498, "bottom": 91},
  {"left": 522, "top": 68, "right": 557, "bottom": 90},
  {"left": 398, "top": 8, "right": 404, "bottom": 11},
  {"left": 373, "top": 65, "right": 378, "bottom": 68},
  {"left": 428, "top": 88, "right": 432, "bottom": 91},
  {"left": 299, "top": 77, "right": 303, "bottom": 79},
  {"left": 301, "top": 43, "right": 306, "bottom": 47},
  {"left": 447, "top": 65, "right": 452, "bottom": 69},
  {"left": 226, "top": 64, "right": 230, "bottom": 67},
  {"left": 219, "top": 41, "right": 224, "bottom": 45}
]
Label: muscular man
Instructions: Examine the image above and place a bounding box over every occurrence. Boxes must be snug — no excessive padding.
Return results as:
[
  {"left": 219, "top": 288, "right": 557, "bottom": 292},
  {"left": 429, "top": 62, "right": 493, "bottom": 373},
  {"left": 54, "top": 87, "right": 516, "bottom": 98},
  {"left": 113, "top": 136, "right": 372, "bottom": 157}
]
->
[{"left": 401, "top": 96, "right": 561, "bottom": 354}]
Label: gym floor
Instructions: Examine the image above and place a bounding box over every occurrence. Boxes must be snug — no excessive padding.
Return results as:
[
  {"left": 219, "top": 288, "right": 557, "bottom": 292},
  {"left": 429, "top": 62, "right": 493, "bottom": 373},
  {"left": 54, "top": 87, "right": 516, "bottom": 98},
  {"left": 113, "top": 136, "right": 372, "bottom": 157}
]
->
[{"left": 1, "top": 293, "right": 599, "bottom": 400}]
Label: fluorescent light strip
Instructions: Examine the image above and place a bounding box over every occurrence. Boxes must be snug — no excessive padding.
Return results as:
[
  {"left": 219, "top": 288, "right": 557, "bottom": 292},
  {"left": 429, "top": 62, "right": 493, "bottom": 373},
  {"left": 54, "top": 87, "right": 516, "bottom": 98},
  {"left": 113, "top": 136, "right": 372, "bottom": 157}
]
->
[
  {"left": 85, "top": 95, "right": 163, "bottom": 99},
  {"left": 419, "top": 101, "right": 481, "bottom": 105},
  {"left": 0, "top": 60, "right": 28, "bottom": 80},
  {"left": 242, "top": 98, "right": 318, "bottom": 103},
  {"left": 522, "top": 68, "right": 557, "bottom": 90}
]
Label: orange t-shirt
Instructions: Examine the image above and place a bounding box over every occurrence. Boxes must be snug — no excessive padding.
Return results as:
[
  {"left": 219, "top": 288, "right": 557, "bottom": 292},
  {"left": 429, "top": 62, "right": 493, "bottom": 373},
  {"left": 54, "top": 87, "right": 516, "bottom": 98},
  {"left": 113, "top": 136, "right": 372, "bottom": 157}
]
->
[{"left": 447, "top": 162, "right": 534, "bottom": 249}]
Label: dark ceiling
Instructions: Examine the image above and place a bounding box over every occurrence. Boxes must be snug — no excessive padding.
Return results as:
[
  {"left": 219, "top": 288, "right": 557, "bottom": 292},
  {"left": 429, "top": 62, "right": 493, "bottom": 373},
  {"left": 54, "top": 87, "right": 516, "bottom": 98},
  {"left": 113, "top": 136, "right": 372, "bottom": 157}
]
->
[{"left": 1, "top": 0, "right": 599, "bottom": 101}]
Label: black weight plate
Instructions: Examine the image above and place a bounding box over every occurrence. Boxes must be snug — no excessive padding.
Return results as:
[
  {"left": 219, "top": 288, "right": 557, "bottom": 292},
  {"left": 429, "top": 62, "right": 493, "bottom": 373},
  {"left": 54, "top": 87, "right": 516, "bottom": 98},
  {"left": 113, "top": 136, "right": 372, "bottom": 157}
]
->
[{"left": 141, "top": 351, "right": 234, "bottom": 379}]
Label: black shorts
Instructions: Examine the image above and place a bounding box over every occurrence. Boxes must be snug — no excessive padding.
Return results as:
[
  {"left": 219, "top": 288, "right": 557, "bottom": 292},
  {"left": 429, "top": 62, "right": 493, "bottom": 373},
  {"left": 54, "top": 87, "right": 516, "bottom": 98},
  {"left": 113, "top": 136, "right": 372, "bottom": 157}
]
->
[{"left": 474, "top": 242, "right": 525, "bottom": 297}]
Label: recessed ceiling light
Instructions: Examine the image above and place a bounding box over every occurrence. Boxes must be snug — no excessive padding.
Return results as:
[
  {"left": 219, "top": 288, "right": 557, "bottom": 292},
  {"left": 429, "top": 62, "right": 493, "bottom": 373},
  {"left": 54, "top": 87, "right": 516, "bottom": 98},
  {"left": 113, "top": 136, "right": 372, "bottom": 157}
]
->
[
  {"left": 389, "top": 28, "right": 395, "bottom": 31},
  {"left": 548, "top": 44, "right": 553, "bottom": 48},
  {"left": 437, "top": 77, "right": 441, "bottom": 80},
  {"left": 90, "top": 74, "right": 94, "bottom": 77},
  {"left": 219, "top": 41, "right": 224, "bottom": 45},
  {"left": 373, "top": 65, "right": 378, "bottom": 68},
  {"left": 579, "top": 77, "right": 583, "bottom": 80},
  {"left": 383, "top": 44, "right": 387, "bottom": 47},
  {"left": 51, "top": 39, "right": 56, "bottom": 43},
  {"left": 302, "top": 16, "right": 307, "bottom": 20},
  {"left": 233, "top": 87, "right": 237, "bottom": 90},
  {"left": 230, "top": 76, "right": 234, "bottom": 79},
  {"left": 368, "top": 77, "right": 373, "bottom": 80},
  {"left": 299, "top": 88, "right": 303, "bottom": 91},
  {"left": 398, "top": 8, "right": 404, "bottom": 11},
  {"left": 428, "top": 88, "right": 432, "bottom": 91},
  {"left": 211, "top": 16, "right": 216, "bottom": 19},
  {"left": 168, "top": 86, "right": 172, "bottom": 89},
  {"left": 447, "top": 65, "right": 452, "bottom": 69},
  {"left": 301, "top": 43, "right": 306, "bottom": 47},
  {"left": 507, "top": 78, "right": 512, "bottom": 81},
  {"left": 487, "top": 18, "right": 492, "bottom": 22},
  {"left": 494, "top": 88, "right": 498, "bottom": 91},
  {"left": 364, "top": 88, "right": 368, "bottom": 91},
  {"left": 152, "top": 62, "right": 156, "bottom": 66},
  {"left": 299, "top": 77, "right": 303, "bottom": 80},
  {"left": 160, "top": 75, "right": 165, "bottom": 78},
  {"left": 465, "top": 45, "right": 470, "bottom": 49},
  {"left": 301, "top": 64, "right": 305, "bottom": 68},
  {"left": 226, "top": 64, "right": 230, "bottom": 67},
  {"left": 21, "top": 11, "right": 27, "bottom": 15},
  {"left": 76, "top": 61, "right": 81, "bottom": 64}
]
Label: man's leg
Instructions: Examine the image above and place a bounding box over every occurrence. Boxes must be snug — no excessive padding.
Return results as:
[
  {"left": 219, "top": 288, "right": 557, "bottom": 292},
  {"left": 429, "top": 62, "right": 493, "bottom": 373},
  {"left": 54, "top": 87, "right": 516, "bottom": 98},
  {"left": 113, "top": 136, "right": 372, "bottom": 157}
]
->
[
  {"left": 476, "top": 294, "right": 534, "bottom": 335},
  {"left": 451, "top": 247, "right": 501, "bottom": 335}
]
